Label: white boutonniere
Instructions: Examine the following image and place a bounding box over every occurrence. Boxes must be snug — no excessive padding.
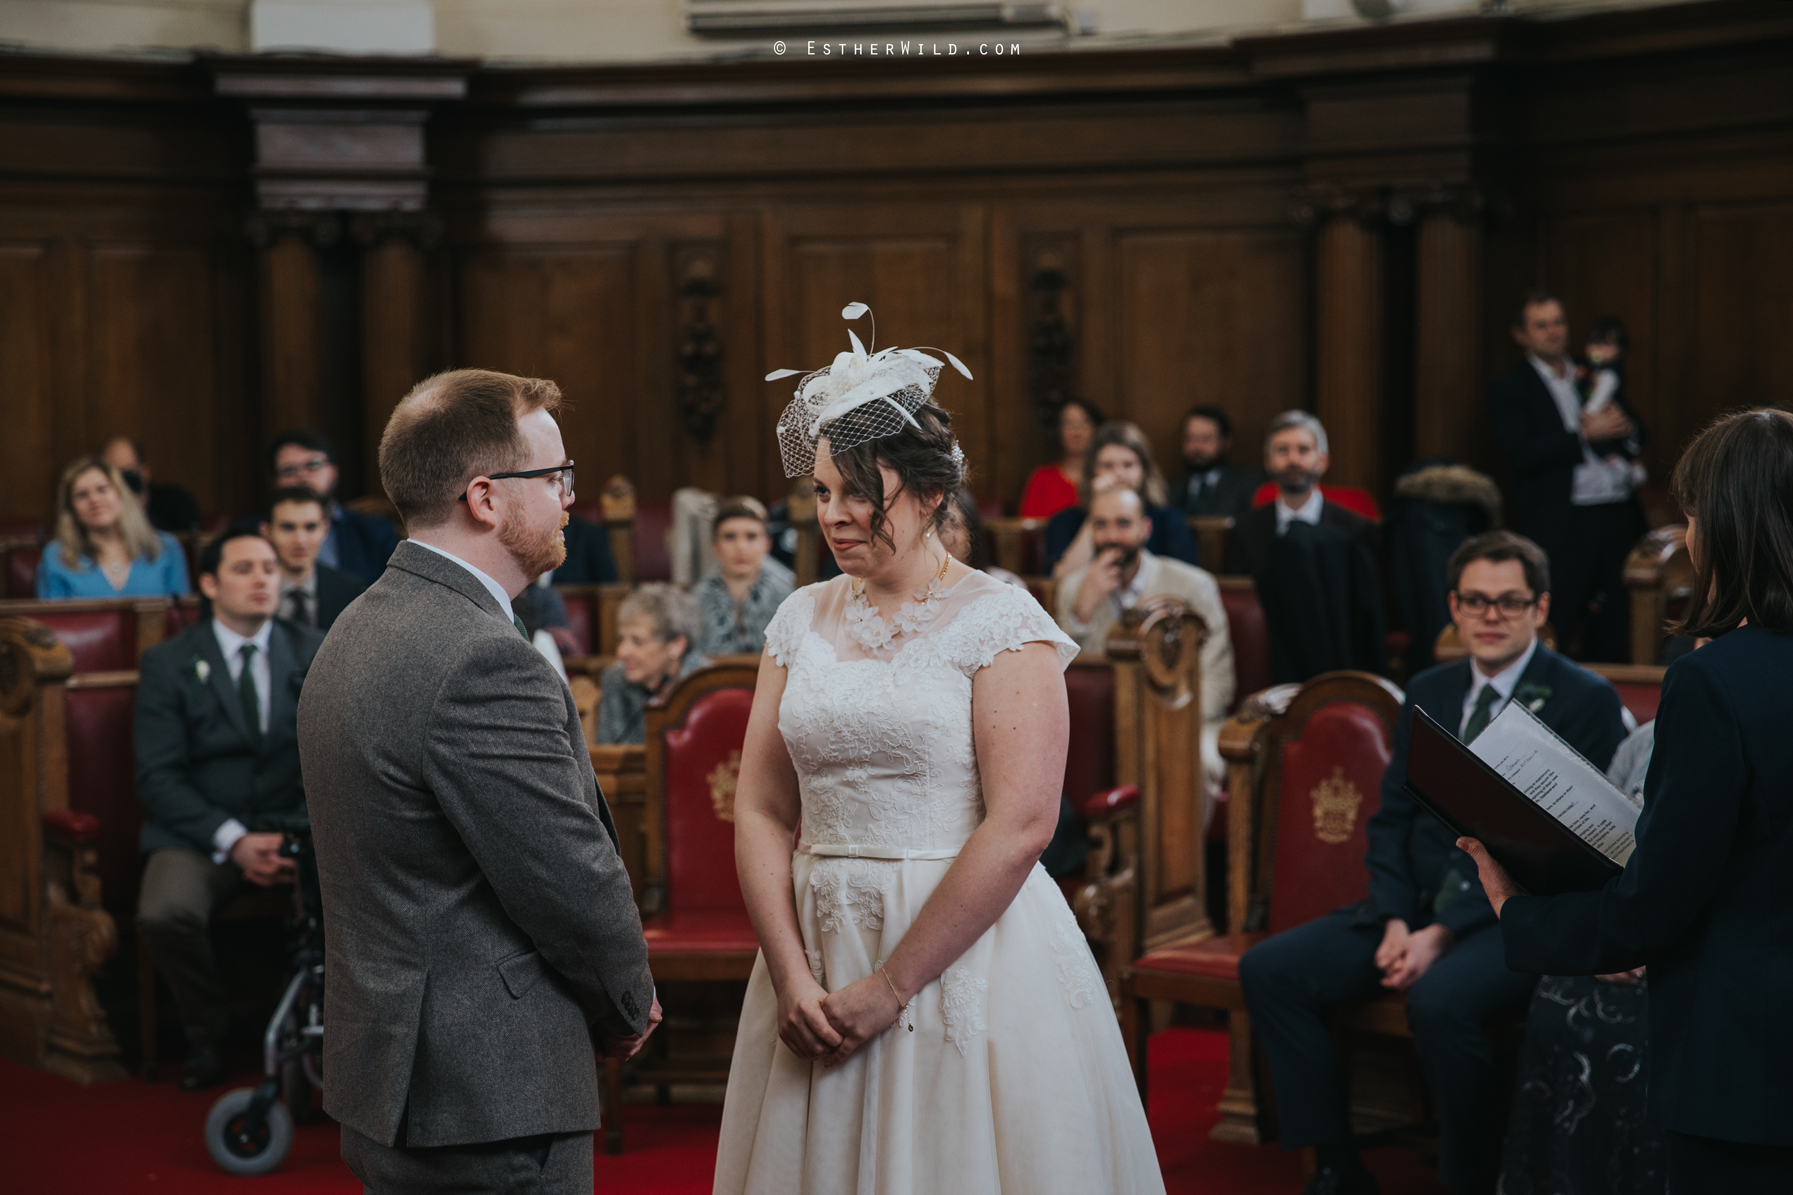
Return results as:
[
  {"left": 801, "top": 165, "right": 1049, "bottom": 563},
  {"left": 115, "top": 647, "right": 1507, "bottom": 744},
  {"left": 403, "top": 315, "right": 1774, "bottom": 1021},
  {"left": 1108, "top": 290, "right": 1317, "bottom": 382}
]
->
[
  {"left": 1514, "top": 683, "right": 1551, "bottom": 714},
  {"left": 190, "top": 655, "right": 211, "bottom": 685}
]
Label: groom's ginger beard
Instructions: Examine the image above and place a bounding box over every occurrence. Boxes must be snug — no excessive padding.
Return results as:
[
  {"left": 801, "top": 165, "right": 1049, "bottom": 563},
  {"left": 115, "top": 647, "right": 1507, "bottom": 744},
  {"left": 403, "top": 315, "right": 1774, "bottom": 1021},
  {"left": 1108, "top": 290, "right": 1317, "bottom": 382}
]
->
[{"left": 500, "top": 508, "right": 569, "bottom": 578}]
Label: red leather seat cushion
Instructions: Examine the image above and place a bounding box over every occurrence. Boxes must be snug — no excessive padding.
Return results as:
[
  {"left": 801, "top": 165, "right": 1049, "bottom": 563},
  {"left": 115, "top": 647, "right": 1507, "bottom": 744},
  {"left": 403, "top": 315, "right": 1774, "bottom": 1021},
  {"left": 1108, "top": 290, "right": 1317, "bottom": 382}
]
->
[
  {"left": 1063, "top": 663, "right": 1115, "bottom": 806},
  {"left": 662, "top": 686, "right": 755, "bottom": 914},
  {"left": 65, "top": 685, "right": 141, "bottom": 923},
  {"left": 43, "top": 808, "right": 102, "bottom": 843},
  {"left": 1221, "top": 585, "right": 1271, "bottom": 710},
  {"left": 1267, "top": 700, "right": 1392, "bottom": 936},
  {"left": 6, "top": 545, "right": 42, "bottom": 599},
  {"left": 557, "top": 588, "right": 594, "bottom": 656},
  {"left": 34, "top": 610, "right": 136, "bottom": 673},
  {"left": 634, "top": 500, "right": 672, "bottom": 582},
  {"left": 642, "top": 908, "right": 760, "bottom": 955},
  {"left": 1615, "top": 680, "right": 1661, "bottom": 726},
  {"left": 1134, "top": 933, "right": 1264, "bottom": 981}
]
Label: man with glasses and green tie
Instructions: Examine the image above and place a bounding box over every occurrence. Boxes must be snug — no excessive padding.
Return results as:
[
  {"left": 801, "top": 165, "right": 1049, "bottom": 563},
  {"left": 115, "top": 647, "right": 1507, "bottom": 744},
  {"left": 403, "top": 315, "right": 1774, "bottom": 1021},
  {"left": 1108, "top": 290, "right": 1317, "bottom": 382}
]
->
[
  {"left": 299, "top": 369, "right": 658, "bottom": 1195},
  {"left": 135, "top": 530, "right": 324, "bottom": 1091},
  {"left": 1238, "top": 530, "right": 1628, "bottom": 1195},
  {"left": 266, "top": 429, "right": 401, "bottom": 586}
]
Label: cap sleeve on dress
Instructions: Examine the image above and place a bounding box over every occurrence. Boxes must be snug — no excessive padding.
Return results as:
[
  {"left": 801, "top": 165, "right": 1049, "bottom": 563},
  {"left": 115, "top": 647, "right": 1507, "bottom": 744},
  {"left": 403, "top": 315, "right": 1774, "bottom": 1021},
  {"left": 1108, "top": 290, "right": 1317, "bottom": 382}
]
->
[
  {"left": 763, "top": 586, "right": 816, "bottom": 667},
  {"left": 948, "top": 583, "right": 1079, "bottom": 677}
]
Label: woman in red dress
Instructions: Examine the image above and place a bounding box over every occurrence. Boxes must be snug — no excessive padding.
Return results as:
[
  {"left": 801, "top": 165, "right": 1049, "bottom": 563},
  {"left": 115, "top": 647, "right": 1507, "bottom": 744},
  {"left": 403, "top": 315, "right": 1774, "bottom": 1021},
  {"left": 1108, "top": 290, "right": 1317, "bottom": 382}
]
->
[{"left": 1019, "top": 400, "right": 1101, "bottom": 519}]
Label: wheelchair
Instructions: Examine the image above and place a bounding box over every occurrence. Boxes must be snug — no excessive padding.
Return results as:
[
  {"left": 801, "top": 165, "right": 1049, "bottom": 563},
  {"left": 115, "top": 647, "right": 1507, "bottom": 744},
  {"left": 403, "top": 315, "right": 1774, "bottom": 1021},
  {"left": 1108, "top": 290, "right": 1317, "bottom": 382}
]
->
[{"left": 204, "top": 817, "right": 325, "bottom": 1176}]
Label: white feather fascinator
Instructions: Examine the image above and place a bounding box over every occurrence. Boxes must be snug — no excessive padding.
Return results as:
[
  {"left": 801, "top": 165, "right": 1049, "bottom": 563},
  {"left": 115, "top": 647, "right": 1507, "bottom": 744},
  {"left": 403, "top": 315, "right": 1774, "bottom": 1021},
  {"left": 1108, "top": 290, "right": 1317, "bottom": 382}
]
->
[{"left": 767, "top": 302, "right": 973, "bottom": 478}]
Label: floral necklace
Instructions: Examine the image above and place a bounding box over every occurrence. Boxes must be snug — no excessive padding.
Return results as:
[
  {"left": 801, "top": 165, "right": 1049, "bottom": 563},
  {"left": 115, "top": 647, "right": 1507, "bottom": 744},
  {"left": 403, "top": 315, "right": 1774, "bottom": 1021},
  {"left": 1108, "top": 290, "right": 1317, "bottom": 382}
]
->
[{"left": 844, "top": 551, "right": 952, "bottom": 656}]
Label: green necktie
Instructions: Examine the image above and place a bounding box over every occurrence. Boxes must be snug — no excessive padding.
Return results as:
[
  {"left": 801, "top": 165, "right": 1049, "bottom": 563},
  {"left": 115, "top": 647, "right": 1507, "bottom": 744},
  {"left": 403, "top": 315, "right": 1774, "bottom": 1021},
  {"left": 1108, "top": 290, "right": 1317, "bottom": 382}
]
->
[
  {"left": 512, "top": 614, "right": 530, "bottom": 642},
  {"left": 1462, "top": 683, "right": 1500, "bottom": 745},
  {"left": 238, "top": 643, "right": 263, "bottom": 751}
]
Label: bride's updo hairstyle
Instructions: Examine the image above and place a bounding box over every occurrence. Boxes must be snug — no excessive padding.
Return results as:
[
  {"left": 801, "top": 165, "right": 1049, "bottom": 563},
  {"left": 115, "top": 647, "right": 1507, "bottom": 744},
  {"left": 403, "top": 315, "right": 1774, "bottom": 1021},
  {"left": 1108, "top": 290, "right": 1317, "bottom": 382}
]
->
[
  {"left": 821, "top": 401, "right": 965, "bottom": 554},
  {"left": 1670, "top": 407, "right": 1793, "bottom": 638}
]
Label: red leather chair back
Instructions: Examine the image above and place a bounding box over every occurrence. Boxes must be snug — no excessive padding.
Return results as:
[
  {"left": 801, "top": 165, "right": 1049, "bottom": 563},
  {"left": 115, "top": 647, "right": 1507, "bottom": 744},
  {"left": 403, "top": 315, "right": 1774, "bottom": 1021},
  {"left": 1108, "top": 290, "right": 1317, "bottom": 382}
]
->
[
  {"left": 1063, "top": 661, "right": 1116, "bottom": 806},
  {"left": 977, "top": 496, "right": 1004, "bottom": 522},
  {"left": 33, "top": 609, "right": 137, "bottom": 672},
  {"left": 1220, "top": 583, "right": 1271, "bottom": 711},
  {"left": 1266, "top": 700, "right": 1393, "bottom": 935},
  {"left": 633, "top": 500, "right": 673, "bottom": 583},
  {"left": 163, "top": 599, "right": 202, "bottom": 637},
  {"left": 65, "top": 681, "right": 142, "bottom": 924},
  {"left": 0, "top": 519, "right": 43, "bottom": 540},
  {"left": 6, "top": 545, "right": 41, "bottom": 599},
  {"left": 568, "top": 499, "right": 604, "bottom": 524},
  {"left": 1614, "top": 680, "right": 1661, "bottom": 726},
  {"left": 660, "top": 685, "right": 755, "bottom": 913},
  {"left": 1251, "top": 482, "right": 1383, "bottom": 522}
]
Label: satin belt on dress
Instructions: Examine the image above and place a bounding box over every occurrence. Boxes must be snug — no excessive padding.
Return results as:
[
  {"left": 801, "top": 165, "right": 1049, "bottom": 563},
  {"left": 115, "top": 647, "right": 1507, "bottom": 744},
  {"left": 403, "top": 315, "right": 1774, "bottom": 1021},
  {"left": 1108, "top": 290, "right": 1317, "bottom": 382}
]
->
[{"left": 798, "top": 843, "right": 960, "bottom": 861}]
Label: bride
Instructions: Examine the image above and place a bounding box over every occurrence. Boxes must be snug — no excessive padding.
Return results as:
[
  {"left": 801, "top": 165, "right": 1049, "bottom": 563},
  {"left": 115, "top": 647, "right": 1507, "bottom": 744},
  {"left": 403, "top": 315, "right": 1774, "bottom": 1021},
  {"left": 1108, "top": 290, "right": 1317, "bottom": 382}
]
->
[{"left": 715, "top": 306, "right": 1165, "bottom": 1194}]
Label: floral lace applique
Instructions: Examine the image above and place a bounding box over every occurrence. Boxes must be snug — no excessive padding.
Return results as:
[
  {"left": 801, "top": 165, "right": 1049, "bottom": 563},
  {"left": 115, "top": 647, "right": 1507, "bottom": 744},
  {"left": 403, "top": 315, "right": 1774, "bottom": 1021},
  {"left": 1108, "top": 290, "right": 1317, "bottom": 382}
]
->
[
  {"left": 939, "top": 966, "right": 989, "bottom": 1056},
  {"left": 1048, "top": 913, "right": 1103, "bottom": 1011},
  {"left": 937, "top": 584, "right": 1077, "bottom": 677},
  {"left": 810, "top": 858, "right": 893, "bottom": 934},
  {"left": 842, "top": 568, "right": 947, "bottom": 658}
]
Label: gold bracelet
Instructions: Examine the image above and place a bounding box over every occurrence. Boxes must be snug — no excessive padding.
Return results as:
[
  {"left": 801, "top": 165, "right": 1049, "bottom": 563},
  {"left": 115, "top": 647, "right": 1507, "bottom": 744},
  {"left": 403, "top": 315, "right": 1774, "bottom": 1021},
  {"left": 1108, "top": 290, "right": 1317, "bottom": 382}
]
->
[{"left": 878, "top": 966, "right": 914, "bottom": 1031}]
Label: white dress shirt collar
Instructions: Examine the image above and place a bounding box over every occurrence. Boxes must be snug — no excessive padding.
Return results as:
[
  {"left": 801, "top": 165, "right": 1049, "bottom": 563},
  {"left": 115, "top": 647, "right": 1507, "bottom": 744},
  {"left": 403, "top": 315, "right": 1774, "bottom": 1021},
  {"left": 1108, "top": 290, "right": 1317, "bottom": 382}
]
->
[
  {"left": 409, "top": 539, "right": 517, "bottom": 622},
  {"left": 1461, "top": 634, "right": 1541, "bottom": 737},
  {"left": 211, "top": 616, "right": 274, "bottom": 667},
  {"left": 1275, "top": 487, "right": 1324, "bottom": 535}
]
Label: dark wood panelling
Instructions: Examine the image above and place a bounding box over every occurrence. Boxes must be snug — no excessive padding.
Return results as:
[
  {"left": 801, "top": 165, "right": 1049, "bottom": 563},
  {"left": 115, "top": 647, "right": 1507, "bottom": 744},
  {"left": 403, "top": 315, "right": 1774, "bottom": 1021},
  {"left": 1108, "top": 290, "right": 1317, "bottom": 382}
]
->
[
  {"left": 1691, "top": 202, "right": 1793, "bottom": 417},
  {"left": 0, "top": 244, "right": 55, "bottom": 519}
]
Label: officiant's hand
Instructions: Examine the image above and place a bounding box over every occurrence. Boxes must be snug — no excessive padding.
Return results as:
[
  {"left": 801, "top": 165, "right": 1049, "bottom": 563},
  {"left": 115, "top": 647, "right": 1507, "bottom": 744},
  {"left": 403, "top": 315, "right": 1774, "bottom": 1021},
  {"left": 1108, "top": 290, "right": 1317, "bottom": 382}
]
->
[
  {"left": 776, "top": 977, "right": 842, "bottom": 1060},
  {"left": 1457, "top": 837, "right": 1520, "bottom": 917},
  {"left": 818, "top": 976, "right": 901, "bottom": 1068}
]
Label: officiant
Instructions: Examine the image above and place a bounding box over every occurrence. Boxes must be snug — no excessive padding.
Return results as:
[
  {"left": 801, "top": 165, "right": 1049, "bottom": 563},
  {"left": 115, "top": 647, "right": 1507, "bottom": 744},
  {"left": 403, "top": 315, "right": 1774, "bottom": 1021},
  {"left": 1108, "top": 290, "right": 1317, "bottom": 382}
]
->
[
  {"left": 1463, "top": 409, "right": 1793, "bottom": 1194},
  {"left": 1240, "top": 530, "right": 1627, "bottom": 1195}
]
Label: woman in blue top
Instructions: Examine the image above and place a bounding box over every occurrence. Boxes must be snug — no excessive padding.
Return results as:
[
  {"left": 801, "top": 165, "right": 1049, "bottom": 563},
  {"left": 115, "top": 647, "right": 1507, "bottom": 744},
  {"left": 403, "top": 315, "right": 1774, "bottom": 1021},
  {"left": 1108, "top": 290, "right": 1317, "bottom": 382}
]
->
[
  {"left": 1043, "top": 420, "right": 1198, "bottom": 577},
  {"left": 36, "top": 457, "right": 190, "bottom": 599}
]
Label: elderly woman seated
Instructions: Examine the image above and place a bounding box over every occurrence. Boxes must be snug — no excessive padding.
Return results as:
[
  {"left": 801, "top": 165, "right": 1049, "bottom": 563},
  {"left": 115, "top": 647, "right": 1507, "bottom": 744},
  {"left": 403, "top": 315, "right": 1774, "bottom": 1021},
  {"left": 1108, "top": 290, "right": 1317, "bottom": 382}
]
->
[
  {"left": 692, "top": 496, "right": 793, "bottom": 657},
  {"left": 595, "top": 584, "right": 711, "bottom": 745},
  {"left": 37, "top": 456, "right": 190, "bottom": 599}
]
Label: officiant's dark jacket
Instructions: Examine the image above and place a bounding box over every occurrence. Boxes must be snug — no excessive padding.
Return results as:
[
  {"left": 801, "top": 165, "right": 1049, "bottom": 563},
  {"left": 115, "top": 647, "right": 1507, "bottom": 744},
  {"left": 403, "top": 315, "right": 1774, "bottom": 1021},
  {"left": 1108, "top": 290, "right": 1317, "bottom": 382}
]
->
[
  {"left": 298, "top": 541, "right": 653, "bottom": 1149},
  {"left": 135, "top": 617, "right": 321, "bottom": 855},
  {"left": 1503, "top": 625, "right": 1793, "bottom": 1146},
  {"left": 1488, "top": 360, "right": 1645, "bottom": 541},
  {"left": 1365, "top": 644, "right": 1626, "bottom": 939}
]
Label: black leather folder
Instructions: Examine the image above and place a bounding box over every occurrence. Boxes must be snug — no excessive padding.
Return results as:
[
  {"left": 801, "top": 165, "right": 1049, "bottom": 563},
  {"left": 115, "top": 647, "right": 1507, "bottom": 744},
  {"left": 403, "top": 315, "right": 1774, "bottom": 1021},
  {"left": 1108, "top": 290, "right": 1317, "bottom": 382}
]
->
[{"left": 1403, "top": 707, "right": 1623, "bottom": 896}]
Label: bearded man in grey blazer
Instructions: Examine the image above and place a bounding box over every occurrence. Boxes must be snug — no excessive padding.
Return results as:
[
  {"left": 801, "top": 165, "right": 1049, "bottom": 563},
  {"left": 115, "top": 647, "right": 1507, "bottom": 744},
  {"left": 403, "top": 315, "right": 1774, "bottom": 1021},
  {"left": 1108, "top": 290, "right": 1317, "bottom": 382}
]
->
[{"left": 299, "top": 368, "right": 659, "bottom": 1194}]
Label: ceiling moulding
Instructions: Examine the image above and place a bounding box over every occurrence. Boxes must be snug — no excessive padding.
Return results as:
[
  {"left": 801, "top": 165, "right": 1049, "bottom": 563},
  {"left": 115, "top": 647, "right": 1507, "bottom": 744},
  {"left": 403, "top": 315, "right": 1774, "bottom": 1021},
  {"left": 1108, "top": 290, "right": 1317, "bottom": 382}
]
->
[{"left": 683, "top": 0, "right": 1062, "bottom": 37}]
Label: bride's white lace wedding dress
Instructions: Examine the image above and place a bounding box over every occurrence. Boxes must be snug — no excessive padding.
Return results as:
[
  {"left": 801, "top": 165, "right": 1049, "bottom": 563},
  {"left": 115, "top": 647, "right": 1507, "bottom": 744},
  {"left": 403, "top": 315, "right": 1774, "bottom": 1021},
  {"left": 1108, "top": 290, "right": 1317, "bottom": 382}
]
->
[{"left": 714, "top": 569, "right": 1166, "bottom": 1195}]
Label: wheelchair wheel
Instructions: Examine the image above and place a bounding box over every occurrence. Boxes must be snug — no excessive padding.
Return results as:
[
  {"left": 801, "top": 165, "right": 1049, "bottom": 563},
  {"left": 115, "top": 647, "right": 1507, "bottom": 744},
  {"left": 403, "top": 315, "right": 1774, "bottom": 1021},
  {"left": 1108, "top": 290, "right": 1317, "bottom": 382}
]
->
[{"left": 204, "top": 1087, "right": 293, "bottom": 1176}]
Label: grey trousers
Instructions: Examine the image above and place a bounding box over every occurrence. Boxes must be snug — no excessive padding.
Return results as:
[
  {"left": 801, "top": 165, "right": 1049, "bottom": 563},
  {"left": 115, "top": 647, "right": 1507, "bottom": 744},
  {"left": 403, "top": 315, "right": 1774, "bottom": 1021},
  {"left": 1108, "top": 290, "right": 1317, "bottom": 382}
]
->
[
  {"left": 137, "top": 847, "right": 249, "bottom": 1050},
  {"left": 341, "top": 1124, "right": 593, "bottom": 1195}
]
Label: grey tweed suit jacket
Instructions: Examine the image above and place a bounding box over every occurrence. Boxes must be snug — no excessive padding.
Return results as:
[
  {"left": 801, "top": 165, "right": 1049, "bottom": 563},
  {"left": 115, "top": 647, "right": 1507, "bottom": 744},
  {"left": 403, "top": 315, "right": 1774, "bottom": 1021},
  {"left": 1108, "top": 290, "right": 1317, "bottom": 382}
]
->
[{"left": 298, "top": 541, "right": 653, "bottom": 1148}]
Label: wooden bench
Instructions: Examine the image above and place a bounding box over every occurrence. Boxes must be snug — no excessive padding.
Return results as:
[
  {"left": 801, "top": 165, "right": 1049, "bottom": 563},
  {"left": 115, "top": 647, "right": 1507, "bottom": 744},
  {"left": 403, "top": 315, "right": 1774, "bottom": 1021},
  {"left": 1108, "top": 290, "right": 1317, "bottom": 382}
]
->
[{"left": 1623, "top": 525, "right": 1693, "bottom": 665}]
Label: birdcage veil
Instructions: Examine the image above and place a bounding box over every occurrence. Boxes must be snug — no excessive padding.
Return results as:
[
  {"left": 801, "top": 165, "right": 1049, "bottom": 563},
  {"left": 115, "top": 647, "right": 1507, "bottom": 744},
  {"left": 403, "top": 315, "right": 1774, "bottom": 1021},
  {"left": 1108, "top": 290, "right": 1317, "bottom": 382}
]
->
[{"left": 767, "top": 302, "right": 973, "bottom": 479}]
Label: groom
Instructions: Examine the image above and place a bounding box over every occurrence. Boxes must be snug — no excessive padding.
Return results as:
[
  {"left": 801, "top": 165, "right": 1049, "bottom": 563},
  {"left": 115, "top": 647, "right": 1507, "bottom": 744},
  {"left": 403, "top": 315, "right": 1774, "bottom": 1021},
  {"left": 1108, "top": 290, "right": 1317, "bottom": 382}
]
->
[{"left": 300, "top": 368, "right": 659, "bottom": 1193}]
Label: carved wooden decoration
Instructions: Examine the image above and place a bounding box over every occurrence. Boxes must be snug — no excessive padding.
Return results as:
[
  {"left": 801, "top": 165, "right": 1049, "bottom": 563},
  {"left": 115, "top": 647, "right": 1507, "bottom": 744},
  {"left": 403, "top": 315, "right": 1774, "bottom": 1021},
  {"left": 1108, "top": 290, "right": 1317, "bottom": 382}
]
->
[
  {"left": 600, "top": 474, "right": 638, "bottom": 585},
  {"left": 1025, "top": 243, "right": 1079, "bottom": 435},
  {"left": 1105, "top": 596, "right": 1213, "bottom": 954},
  {"left": 0, "top": 617, "right": 126, "bottom": 1083},
  {"left": 675, "top": 250, "right": 727, "bottom": 452}
]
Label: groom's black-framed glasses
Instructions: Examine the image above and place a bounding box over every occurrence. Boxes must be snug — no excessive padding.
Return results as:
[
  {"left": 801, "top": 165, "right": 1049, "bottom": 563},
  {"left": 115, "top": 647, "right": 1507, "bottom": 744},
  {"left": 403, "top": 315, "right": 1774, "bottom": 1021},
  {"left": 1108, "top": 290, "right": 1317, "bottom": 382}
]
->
[{"left": 459, "top": 462, "right": 575, "bottom": 503}]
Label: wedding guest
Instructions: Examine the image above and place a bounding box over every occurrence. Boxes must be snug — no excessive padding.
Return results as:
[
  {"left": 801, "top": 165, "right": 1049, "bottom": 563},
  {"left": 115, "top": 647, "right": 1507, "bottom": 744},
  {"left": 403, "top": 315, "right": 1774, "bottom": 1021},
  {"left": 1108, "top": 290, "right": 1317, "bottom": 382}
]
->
[
  {"left": 940, "top": 486, "right": 1024, "bottom": 587},
  {"left": 1240, "top": 530, "right": 1625, "bottom": 1195},
  {"left": 135, "top": 531, "right": 321, "bottom": 1090},
  {"left": 1499, "top": 713, "right": 1665, "bottom": 1195},
  {"left": 1465, "top": 409, "right": 1793, "bottom": 1194},
  {"left": 1056, "top": 486, "right": 1233, "bottom": 804},
  {"left": 266, "top": 430, "right": 400, "bottom": 586},
  {"left": 1178, "top": 405, "right": 1267, "bottom": 517},
  {"left": 1490, "top": 292, "right": 1645, "bottom": 661},
  {"left": 693, "top": 497, "right": 792, "bottom": 657},
  {"left": 1043, "top": 420, "right": 1198, "bottom": 578},
  {"left": 595, "top": 584, "right": 709, "bottom": 745},
  {"left": 260, "top": 487, "right": 365, "bottom": 632},
  {"left": 101, "top": 436, "right": 202, "bottom": 533},
  {"left": 37, "top": 457, "right": 189, "bottom": 599},
  {"left": 1019, "top": 399, "right": 1101, "bottom": 519},
  {"left": 1226, "top": 410, "right": 1378, "bottom": 577}
]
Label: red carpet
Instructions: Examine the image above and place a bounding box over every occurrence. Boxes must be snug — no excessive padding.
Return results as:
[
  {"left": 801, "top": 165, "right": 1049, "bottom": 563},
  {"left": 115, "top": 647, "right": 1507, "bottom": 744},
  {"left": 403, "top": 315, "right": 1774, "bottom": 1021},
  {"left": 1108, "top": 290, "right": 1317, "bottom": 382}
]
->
[{"left": 0, "top": 1030, "right": 1444, "bottom": 1193}]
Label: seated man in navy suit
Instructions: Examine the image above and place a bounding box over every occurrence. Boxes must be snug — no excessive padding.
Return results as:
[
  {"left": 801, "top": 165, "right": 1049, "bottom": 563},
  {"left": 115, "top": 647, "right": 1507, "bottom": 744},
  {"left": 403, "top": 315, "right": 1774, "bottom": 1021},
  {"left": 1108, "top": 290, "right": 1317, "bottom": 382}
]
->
[
  {"left": 266, "top": 429, "right": 401, "bottom": 586},
  {"left": 135, "top": 531, "right": 324, "bottom": 1090},
  {"left": 1239, "top": 531, "right": 1627, "bottom": 1195}
]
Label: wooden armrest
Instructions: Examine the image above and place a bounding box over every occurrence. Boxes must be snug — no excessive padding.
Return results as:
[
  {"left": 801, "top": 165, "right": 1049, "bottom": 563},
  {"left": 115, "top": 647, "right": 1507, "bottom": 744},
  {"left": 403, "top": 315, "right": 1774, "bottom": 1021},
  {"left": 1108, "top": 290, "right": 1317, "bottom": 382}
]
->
[{"left": 1079, "top": 784, "right": 1139, "bottom": 821}]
